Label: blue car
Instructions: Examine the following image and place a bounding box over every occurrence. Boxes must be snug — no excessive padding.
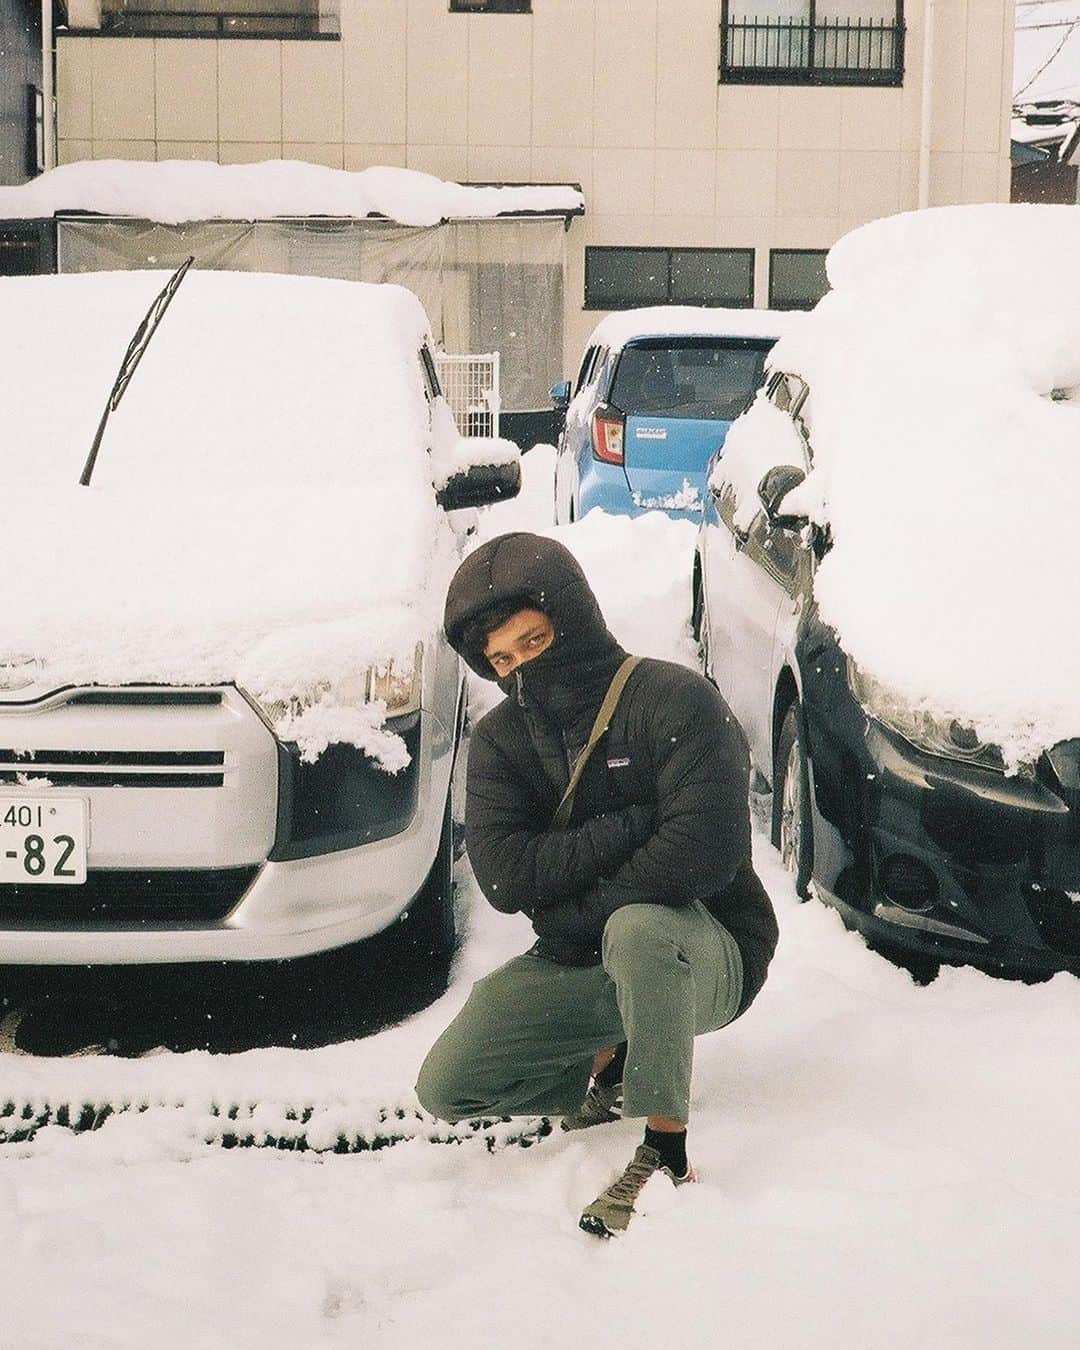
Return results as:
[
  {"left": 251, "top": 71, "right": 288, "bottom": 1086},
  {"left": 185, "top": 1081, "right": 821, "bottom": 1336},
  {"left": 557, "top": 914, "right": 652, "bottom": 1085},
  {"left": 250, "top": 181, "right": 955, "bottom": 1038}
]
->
[{"left": 551, "top": 308, "right": 787, "bottom": 523}]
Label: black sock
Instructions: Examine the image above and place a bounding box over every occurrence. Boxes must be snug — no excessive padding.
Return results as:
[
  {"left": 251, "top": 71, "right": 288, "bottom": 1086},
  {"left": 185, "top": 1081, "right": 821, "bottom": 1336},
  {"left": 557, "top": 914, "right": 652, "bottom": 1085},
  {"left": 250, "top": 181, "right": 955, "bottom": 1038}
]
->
[
  {"left": 594, "top": 1041, "right": 626, "bottom": 1088},
  {"left": 643, "top": 1125, "right": 688, "bottom": 1177}
]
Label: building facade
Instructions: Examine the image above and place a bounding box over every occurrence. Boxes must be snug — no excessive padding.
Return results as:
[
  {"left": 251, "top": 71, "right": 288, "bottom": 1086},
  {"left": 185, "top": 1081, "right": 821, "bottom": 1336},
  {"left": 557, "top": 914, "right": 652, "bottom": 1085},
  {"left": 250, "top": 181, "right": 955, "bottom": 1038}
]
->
[{"left": 53, "top": 0, "right": 1015, "bottom": 380}]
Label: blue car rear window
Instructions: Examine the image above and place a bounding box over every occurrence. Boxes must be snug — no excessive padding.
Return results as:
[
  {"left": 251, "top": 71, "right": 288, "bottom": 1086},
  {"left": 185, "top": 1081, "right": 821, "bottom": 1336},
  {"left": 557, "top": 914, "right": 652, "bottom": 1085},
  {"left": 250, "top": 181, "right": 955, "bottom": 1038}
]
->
[{"left": 611, "top": 338, "right": 773, "bottom": 420}]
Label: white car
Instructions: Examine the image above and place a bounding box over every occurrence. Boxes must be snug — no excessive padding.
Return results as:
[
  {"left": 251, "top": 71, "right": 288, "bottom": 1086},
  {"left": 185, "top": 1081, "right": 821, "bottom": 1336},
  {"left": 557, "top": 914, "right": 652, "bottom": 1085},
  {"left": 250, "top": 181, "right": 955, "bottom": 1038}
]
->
[{"left": 0, "top": 268, "right": 519, "bottom": 967}]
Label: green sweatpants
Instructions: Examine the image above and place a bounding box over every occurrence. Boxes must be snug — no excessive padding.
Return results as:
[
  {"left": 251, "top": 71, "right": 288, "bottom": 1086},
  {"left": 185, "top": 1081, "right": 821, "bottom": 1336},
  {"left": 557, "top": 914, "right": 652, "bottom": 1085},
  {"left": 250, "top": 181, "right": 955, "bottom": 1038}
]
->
[{"left": 416, "top": 900, "right": 743, "bottom": 1125}]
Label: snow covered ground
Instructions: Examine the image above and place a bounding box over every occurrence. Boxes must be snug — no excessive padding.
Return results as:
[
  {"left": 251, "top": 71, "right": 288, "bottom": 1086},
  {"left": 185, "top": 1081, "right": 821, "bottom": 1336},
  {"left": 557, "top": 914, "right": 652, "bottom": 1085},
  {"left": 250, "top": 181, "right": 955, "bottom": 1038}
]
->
[{"left": 2, "top": 448, "right": 1078, "bottom": 1349}]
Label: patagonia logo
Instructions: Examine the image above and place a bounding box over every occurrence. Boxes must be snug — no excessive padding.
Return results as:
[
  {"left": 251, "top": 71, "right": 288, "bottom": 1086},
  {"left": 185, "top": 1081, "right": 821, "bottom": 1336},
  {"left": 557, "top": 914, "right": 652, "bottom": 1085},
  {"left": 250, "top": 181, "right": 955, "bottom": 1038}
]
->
[{"left": 606, "top": 756, "right": 631, "bottom": 769}]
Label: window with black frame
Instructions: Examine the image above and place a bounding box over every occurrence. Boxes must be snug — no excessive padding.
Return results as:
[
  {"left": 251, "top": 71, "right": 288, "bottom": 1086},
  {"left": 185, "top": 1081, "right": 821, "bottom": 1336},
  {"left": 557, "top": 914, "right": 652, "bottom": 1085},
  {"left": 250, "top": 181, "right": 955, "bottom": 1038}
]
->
[
  {"left": 449, "top": 0, "right": 530, "bottom": 12},
  {"left": 720, "top": 0, "right": 904, "bottom": 86},
  {"left": 769, "top": 250, "right": 829, "bottom": 310},
  {"left": 59, "top": 0, "right": 340, "bottom": 39},
  {"left": 585, "top": 246, "right": 754, "bottom": 310}
]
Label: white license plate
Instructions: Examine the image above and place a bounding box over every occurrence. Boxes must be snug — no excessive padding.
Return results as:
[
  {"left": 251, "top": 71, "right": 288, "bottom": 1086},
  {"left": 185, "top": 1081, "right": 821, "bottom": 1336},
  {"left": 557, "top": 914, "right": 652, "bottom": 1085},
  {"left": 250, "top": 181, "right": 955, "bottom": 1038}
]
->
[{"left": 0, "top": 797, "right": 88, "bottom": 885}]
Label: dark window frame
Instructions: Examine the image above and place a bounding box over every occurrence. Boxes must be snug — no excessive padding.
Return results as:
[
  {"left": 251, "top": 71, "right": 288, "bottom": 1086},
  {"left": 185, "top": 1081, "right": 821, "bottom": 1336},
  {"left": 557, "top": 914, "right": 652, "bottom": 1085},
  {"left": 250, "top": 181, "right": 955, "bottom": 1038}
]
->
[
  {"left": 719, "top": 0, "right": 904, "bottom": 87},
  {"left": 584, "top": 245, "right": 755, "bottom": 311},
  {"left": 449, "top": 0, "right": 530, "bottom": 12},
  {"left": 768, "top": 249, "right": 829, "bottom": 311},
  {"left": 60, "top": 0, "right": 340, "bottom": 40}
]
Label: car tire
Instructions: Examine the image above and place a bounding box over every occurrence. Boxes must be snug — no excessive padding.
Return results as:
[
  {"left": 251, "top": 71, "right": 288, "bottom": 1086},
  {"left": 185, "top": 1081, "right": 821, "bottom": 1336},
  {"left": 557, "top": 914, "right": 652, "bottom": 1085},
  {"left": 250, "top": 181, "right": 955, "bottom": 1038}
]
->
[
  {"left": 396, "top": 797, "right": 456, "bottom": 965},
  {"left": 772, "top": 702, "right": 814, "bottom": 900}
]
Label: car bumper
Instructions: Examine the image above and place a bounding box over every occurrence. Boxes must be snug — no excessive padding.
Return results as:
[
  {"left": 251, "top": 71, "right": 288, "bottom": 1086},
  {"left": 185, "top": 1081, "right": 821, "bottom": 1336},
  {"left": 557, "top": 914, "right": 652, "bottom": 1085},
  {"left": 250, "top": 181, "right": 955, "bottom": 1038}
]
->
[
  {"left": 0, "top": 685, "right": 456, "bottom": 964},
  {"left": 578, "top": 462, "right": 704, "bottom": 521},
  {"left": 812, "top": 717, "right": 1080, "bottom": 976}
]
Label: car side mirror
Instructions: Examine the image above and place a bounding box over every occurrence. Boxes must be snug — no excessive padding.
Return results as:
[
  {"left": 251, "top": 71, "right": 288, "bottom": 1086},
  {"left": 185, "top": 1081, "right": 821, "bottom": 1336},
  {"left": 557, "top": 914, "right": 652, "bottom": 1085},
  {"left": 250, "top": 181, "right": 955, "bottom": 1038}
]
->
[
  {"left": 550, "top": 380, "right": 571, "bottom": 410},
  {"left": 436, "top": 439, "right": 521, "bottom": 511},
  {"left": 757, "top": 464, "right": 807, "bottom": 527}
]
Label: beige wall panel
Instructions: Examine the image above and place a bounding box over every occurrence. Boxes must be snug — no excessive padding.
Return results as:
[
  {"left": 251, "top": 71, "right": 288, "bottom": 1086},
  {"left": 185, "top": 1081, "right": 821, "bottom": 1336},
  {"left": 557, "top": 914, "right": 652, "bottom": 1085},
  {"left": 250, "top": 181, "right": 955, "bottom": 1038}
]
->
[
  {"left": 777, "top": 87, "right": 842, "bottom": 151},
  {"left": 468, "top": 144, "right": 533, "bottom": 181},
  {"left": 768, "top": 216, "right": 842, "bottom": 249},
  {"left": 655, "top": 0, "right": 720, "bottom": 150},
  {"left": 840, "top": 88, "right": 902, "bottom": 152},
  {"left": 407, "top": 0, "right": 468, "bottom": 145},
  {"left": 283, "top": 42, "right": 343, "bottom": 144},
  {"left": 219, "top": 42, "right": 282, "bottom": 142},
  {"left": 92, "top": 38, "right": 154, "bottom": 141},
  {"left": 342, "top": 0, "right": 407, "bottom": 144},
  {"left": 592, "top": 146, "right": 655, "bottom": 215},
  {"left": 929, "top": 0, "right": 966, "bottom": 153},
  {"left": 838, "top": 150, "right": 902, "bottom": 226},
  {"left": 593, "top": 0, "right": 657, "bottom": 149},
  {"left": 716, "top": 147, "right": 778, "bottom": 217},
  {"left": 406, "top": 143, "right": 468, "bottom": 180},
  {"left": 646, "top": 216, "right": 722, "bottom": 246},
  {"left": 655, "top": 148, "right": 715, "bottom": 216},
  {"left": 584, "top": 214, "right": 654, "bottom": 245},
  {"left": 531, "top": 0, "right": 594, "bottom": 148},
  {"left": 777, "top": 150, "right": 841, "bottom": 217},
  {"left": 282, "top": 142, "right": 345, "bottom": 168},
  {"left": 717, "top": 85, "right": 780, "bottom": 150},
  {"left": 155, "top": 40, "right": 217, "bottom": 143},
  {"left": 57, "top": 39, "right": 93, "bottom": 141},
  {"left": 219, "top": 142, "right": 284, "bottom": 165},
  {"left": 962, "top": 11, "right": 1004, "bottom": 154},
  {"left": 157, "top": 141, "right": 218, "bottom": 161},
  {"left": 468, "top": 14, "right": 532, "bottom": 146},
  {"left": 960, "top": 152, "right": 1002, "bottom": 203},
  {"left": 93, "top": 139, "right": 156, "bottom": 161},
  {"left": 344, "top": 143, "right": 407, "bottom": 170},
  {"left": 899, "top": 151, "right": 920, "bottom": 208},
  {"left": 928, "top": 149, "right": 963, "bottom": 203},
  {"left": 58, "top": 138, "right": 93, "bottom": 165},
  {"left": 531, "top": 146, "right": 593, "bottom": 197}
]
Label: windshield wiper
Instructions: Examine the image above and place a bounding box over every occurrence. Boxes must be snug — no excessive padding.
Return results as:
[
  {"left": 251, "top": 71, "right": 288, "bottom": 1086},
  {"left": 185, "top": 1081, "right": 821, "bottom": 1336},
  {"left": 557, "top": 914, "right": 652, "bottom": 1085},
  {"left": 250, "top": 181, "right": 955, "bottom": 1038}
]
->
[{"left": 79, "top": 255, "right": 195, "bottom": 488}]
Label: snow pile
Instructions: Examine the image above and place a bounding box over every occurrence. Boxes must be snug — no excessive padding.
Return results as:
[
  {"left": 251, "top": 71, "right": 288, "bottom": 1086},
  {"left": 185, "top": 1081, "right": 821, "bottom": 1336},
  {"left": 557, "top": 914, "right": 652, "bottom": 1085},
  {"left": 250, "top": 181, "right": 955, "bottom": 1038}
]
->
[
  {"left": 0, "top": 159, "right": 584, "bottom": 226},
  {"left": 1, "top": 449, "right": 1078, "bottom": 1346},
  {"left": 717, "top": 203, "right": 1080, "bottom": 767},
  {"left": 0, "top": 269, "right": 459, "bottom": 765}
]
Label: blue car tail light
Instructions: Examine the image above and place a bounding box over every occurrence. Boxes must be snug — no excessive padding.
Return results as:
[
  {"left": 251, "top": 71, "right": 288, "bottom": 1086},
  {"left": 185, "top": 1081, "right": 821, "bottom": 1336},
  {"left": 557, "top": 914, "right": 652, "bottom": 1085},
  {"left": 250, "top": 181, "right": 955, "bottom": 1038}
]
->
[{"left": 591, "top": 403, "right": 625, "bottom": 464}]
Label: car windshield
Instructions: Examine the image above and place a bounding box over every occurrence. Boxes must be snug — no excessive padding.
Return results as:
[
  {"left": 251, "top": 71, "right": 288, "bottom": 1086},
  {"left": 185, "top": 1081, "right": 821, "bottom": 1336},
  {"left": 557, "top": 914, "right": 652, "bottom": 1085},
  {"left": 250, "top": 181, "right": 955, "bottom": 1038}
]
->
[{"left": 611, "top": 337, "right": 773, "bottom": 420}]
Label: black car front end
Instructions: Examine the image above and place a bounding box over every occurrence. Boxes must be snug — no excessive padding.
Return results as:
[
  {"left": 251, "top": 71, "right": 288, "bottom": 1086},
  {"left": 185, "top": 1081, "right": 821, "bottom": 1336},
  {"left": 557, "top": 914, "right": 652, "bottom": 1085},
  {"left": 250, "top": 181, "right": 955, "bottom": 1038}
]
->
[{"left": 798, "top": 623, "right": 1080, "bottom": 978}]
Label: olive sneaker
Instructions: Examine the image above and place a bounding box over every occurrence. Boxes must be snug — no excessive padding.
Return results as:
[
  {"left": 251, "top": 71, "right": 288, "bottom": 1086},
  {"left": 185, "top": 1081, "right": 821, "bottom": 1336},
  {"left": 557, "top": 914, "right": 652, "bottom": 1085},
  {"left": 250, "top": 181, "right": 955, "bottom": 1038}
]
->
[
  {"left": 560, "top": 1078, "right": 623, "bottom": 1132},
  {"left": 578, "top": 1143, "right": 696, "bottom": 1238}
]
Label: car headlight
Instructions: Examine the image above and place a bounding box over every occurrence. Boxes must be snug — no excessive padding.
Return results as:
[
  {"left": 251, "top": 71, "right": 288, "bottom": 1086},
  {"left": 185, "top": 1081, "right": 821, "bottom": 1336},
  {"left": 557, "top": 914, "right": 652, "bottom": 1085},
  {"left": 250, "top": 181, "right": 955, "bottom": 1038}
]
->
[
  {"left": 246, "top": 645, "right": 423, "bottom": 729},
  {"left": 847, "top": 659, "right": 1005, "bottom": 772}
]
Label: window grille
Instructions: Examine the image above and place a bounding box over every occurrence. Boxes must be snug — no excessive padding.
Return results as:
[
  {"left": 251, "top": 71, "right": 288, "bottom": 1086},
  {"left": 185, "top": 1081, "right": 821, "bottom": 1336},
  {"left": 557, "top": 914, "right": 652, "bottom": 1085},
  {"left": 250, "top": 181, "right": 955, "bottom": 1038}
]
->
[
  {"left": 720, "top": 2, "right": 904, "bottom": 86},
  {"left": 61, "top": 0, "right": 340, "bottom": 39},
  {"left": 435, "top": 353, "right": 501, "bottom": 438}
]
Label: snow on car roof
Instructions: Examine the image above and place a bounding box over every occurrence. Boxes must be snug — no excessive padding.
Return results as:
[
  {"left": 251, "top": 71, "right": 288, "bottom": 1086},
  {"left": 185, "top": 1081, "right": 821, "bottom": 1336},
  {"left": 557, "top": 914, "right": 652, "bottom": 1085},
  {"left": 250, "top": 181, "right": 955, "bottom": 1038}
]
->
[
  {"left": 721, "top": 202, "right": 1080, "bottom": 767},
  {"left": 0, "top": 160, "right": 585, "bottom": 227},
  {"left": 585, "top": 305, "right": 792, "bottom": 353},
  {"left": 0, "top": 269, "right": 453, "bottom": 728}
]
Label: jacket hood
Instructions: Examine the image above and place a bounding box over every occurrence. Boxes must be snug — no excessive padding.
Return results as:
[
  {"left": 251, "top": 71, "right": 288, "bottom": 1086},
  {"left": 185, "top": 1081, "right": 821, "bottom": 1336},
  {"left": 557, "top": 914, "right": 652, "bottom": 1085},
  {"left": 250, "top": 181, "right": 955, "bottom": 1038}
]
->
[{"left": 444, "top": 532, "right": 624, "bottom": 684}]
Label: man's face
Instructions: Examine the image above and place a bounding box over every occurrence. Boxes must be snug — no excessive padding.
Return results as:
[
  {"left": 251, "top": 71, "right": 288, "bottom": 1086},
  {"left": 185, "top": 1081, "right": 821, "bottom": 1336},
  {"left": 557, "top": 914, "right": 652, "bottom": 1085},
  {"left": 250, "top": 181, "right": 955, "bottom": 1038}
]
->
[{"left": 483, "top": 607, "right": 556, "bottom": 677}]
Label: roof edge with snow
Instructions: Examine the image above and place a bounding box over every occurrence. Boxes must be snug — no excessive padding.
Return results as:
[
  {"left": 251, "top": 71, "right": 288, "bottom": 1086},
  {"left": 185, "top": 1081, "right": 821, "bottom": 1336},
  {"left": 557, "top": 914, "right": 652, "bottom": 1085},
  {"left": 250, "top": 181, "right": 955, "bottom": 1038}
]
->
[{"left": 0, "top": 160, "right": 585, "bottom": 228}]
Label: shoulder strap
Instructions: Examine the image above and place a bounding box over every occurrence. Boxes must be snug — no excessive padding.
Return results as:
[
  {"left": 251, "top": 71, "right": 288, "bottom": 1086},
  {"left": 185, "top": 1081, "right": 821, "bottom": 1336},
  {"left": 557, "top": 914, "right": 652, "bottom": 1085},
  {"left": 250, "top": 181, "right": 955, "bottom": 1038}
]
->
[{"left": 551, "top": 655, "right": 641, "bottom": 830}]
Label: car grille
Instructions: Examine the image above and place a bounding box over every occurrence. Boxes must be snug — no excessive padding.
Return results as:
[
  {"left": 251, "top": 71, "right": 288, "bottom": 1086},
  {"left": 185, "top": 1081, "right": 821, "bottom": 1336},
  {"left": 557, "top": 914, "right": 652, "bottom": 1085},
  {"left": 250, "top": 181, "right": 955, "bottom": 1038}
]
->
[
  {"left": 0, "top": 867, "right": 260, "bottom": 926},
  {"left": 0, "top": 749, "right": 225, "bottom": 789}
]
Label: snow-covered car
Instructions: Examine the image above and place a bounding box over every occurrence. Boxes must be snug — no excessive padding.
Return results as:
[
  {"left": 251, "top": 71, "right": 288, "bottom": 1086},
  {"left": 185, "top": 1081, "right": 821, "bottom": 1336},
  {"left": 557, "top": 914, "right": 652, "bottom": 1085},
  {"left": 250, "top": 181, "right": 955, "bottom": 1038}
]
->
[
  {"left": 0, "top": 268, "right": 519, "bottom": 967},
  {"left": 551, "top": 307, "right": 785, "bottom": 523},
  {"left": 694, "top": 205, "right": 1080, "bottom": 979}
]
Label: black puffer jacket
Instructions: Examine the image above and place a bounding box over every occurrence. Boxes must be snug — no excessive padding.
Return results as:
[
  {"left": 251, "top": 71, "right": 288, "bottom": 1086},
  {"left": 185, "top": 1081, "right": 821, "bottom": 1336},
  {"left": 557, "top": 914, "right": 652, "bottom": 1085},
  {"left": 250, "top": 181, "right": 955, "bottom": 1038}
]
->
[{"left": 444, "top": 532, "right": 778, "bottom": 1017}]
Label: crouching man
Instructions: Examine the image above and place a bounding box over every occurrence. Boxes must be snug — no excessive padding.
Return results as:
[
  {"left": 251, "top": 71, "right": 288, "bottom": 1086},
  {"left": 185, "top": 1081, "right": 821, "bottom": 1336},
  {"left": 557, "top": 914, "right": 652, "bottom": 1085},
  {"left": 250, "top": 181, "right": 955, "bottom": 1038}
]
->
[{"left": 416, "top": 532, "right": 778, "bottom": 1238}]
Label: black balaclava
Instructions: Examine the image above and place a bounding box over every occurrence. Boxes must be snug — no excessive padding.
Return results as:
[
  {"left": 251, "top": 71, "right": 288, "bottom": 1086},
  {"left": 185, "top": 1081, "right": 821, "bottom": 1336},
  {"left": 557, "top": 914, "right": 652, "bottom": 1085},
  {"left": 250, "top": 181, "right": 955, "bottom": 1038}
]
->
[{"left": 443, "top": 532, "right": 627, "bottom": 747}]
